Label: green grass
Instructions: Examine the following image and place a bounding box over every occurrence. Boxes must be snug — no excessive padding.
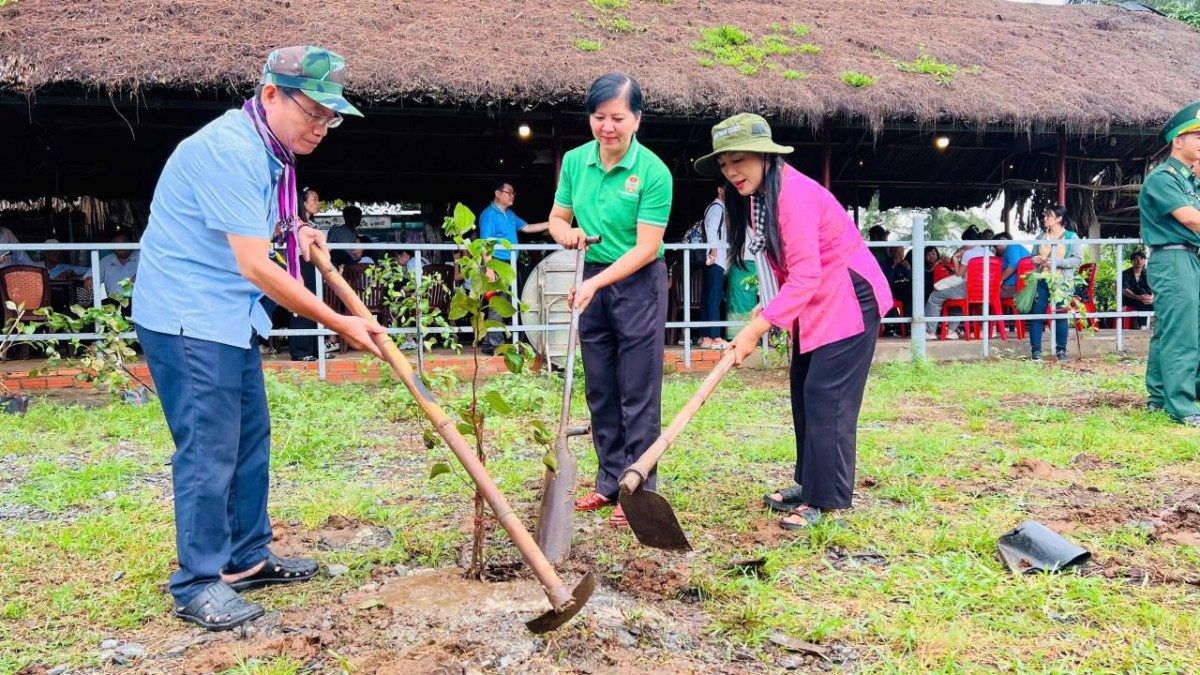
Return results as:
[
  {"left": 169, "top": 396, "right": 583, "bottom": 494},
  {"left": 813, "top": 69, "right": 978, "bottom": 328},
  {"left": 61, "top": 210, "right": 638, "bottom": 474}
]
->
[
  {"left": 690, "top": 24, "right": 820, "bottom": 79},
  {"left": 571, "top": 37, "right": 603, "bottom": 52},
  {"left": 841, "top": 70, "right": 878, "bottom": 88},
  {"left": 875, "top": 43, "right": 980, "bottom": 85},
  {"left": 1, "top": 361, "right": 1198, "bottom": 671}
]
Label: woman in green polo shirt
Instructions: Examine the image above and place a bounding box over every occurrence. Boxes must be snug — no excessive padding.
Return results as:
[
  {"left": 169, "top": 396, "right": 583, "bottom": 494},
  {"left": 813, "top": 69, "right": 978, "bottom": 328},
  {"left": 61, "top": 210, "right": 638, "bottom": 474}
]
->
[{"left": 548, "top": 72, "right": 673, "bottom": 527}]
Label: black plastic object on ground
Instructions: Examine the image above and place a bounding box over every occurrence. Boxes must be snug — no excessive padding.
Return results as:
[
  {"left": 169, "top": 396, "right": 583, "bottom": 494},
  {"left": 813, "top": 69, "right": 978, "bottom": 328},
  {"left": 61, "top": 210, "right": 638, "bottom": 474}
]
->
[{"left": 997, "top": 520, "right": 1091, "bottom": 574}]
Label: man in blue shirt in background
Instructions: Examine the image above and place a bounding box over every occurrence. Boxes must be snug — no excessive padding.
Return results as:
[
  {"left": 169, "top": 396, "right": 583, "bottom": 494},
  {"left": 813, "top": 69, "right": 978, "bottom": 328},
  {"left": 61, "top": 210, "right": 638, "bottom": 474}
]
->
[
  {"left": 477, "top": 181, "right": 548, "bottom": 353},
  {"left": 133, "top": 46, "right": 384, "bottom": 631},
  {"left": 994, "top": 232, "right": 1031, "bottom": 299}
]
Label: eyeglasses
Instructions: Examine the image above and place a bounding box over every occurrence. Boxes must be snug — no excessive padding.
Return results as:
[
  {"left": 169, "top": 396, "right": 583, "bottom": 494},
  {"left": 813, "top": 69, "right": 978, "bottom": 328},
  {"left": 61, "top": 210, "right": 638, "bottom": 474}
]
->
[
  {"left": 499, "top": 190, "right": 515, "bottom": 196},
  {"left": 283, "top": 90, "right": 343, "bottom": 129}
]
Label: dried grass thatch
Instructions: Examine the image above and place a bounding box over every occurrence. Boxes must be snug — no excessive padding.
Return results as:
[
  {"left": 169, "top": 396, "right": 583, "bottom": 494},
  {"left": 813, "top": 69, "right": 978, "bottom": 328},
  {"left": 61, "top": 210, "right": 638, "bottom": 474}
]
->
[{"left": 2, "top": 0, "right": 1199, "bottom": 133}]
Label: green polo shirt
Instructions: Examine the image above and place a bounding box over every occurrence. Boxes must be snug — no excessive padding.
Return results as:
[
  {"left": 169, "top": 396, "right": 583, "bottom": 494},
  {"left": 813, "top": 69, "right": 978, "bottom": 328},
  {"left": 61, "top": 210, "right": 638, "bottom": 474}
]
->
[
  {"left": 553, "top": 136, "right": 672, "bottom": 264},
  {"left": 1139, "top": 156, "right": 1200, "bottom": 247}
]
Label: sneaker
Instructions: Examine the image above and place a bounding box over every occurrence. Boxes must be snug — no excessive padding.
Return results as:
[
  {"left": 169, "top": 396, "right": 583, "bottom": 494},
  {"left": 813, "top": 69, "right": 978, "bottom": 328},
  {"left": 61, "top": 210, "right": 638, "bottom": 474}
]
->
[
  {"left": 1056, "top": 350, "right": 1068, "bottom": 362},
  {"left": 944, "top": 331, "right": 960, "bottom": 341},
  {"left": 1031, "top": 350, "right": 1042, "bottom": 361},
  {"left": 1147, "top": 402, "right": 1164, "bottom": 413},
  {"left": 1175, "top": 414, "right": 1200, "bottom": 427},
  {"left": 399, "top": 340, "right": 417, "bottom": 351}
]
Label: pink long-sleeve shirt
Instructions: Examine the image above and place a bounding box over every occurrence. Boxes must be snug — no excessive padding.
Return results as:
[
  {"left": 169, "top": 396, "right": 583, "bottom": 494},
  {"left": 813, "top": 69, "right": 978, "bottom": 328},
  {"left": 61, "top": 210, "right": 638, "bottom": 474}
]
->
[{"left": 758, "top": 165, "right": 893, "bottom": 354}]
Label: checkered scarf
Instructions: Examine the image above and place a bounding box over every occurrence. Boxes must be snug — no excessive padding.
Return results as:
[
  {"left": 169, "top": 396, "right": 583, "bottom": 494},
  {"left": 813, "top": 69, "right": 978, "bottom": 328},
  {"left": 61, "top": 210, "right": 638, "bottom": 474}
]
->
[
  {"left": 242, "top": 97, "right": 301, "bottom": 280},
  {"left": 749, "top": 193, "right": 779, "bottom": 308}
]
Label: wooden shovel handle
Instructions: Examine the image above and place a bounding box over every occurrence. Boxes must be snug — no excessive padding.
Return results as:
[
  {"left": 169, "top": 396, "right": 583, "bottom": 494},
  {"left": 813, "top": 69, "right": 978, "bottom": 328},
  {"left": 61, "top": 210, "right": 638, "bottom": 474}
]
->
[
  {"left": 619, "top": 350, "right": 738, "bottom": 494},
  {"left": 309, "top": 244, "right": 576, "bottom": 611}
]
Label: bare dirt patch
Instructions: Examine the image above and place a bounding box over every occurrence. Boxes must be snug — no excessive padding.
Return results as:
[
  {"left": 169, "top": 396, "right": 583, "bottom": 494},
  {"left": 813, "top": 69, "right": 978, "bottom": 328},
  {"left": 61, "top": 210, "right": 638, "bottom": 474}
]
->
[
  {"left": 617, "top": 557, "right": 692, "bottom": 601},
  {"left": 269, "top": 515, "right": 394, "bottom": 557},
  {"left": 1010, "top": 458, "right": 1081, "bottom": 481},
  {"left": 1149, "top": 495, "right": 1200, "bottom": 548}
]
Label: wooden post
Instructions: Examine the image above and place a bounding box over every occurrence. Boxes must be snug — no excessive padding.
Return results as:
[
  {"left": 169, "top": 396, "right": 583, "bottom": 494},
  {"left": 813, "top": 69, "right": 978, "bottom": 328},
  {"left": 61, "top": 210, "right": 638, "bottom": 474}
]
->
[
  {"left": 822, "top": 122, "right": 832, "bottom": 190},
  {"left": 1057, "top": 128, "right": 1067, "bottom": 206}
]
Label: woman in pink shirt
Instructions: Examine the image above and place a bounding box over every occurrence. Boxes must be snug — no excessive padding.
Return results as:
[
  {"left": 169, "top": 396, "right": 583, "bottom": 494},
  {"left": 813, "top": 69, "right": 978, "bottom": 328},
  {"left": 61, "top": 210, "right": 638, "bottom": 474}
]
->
[{"left": 694, "top": 114, "right": 891, "bottom": 530}]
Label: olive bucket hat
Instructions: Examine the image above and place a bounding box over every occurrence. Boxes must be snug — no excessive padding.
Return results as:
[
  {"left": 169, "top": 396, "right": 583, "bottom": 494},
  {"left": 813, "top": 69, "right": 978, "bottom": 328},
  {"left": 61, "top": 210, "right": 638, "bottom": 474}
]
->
[
  {"left": 261, "top": 46, "right": 363, "bottom": 117},
  {"left": 693, "top": 113, "right": 793, "bottom": 177}
]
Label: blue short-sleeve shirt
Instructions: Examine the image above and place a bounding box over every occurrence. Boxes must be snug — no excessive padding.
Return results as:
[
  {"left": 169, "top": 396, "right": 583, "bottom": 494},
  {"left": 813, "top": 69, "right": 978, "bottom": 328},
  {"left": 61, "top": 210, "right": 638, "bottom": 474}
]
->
[
  {"left": 132, "top": 109, "right": 281, "bottom": 348},
  {"left": 1000, "top": 243, "right": 1031, "bottom": 287},
  {"left": 478, "top": 203, "right": 527, "bottom": 262}
]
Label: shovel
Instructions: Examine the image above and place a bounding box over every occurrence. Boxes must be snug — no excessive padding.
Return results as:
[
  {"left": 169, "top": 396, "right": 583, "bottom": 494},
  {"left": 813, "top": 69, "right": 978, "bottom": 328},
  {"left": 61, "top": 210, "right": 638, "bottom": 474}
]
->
[
  {"left": 310, "top": 244, "right": 594, "bottom": 634},
  {"left": 535, "top": 236, "right": 599, "bottom": 563},
  {"left": 618, "top": 350, "right": 738, "bottom": 551}
]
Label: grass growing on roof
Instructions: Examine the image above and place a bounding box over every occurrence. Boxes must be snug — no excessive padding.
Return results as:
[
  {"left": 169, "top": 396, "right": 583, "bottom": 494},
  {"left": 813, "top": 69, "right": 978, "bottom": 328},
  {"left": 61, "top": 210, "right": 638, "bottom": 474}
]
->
[
  {"left": 1, "top": 360, "right": 1199, "bottom": 671},
  {"left": 571, "top": 37, "right": 603, "bottom": 52},
  {"left": 690, "top": 24, "right": 821, "bottom": 79},
  {"left": 841, "top": 70, "right": 878, "bottom": 88},
  {"left": 876, "top": 43, "right": 981, "bottom": 85}
]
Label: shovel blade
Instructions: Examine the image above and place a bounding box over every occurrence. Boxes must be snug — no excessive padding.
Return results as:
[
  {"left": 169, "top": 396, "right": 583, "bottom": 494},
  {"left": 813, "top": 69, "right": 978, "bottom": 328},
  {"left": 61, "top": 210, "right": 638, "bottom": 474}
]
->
[
  {"left": 525, "top": 570, "right": 596, "bottom": 634},
  {"left": 535, "top": 452, "right": 578, "bottom": 564},
  {"left": 620, "top": 488, "right": 692, "bottom": 552}
]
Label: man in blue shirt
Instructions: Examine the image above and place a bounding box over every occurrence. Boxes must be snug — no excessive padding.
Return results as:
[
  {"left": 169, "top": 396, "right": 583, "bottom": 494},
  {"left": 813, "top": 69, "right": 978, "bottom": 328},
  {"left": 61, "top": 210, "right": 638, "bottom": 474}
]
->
[
  {"left": 477, "top": 181, "right": 548, "bottom": 353},
  {"left": 994, "top": 232, "right": 1031, "bottom": 299},
  {"left": 132, "top": 46, "right": 384, "bottom": 631}
]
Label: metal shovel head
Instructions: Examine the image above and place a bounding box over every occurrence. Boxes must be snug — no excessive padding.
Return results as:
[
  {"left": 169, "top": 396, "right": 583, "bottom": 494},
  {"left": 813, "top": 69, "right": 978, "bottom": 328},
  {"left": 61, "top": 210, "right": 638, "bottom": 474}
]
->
[
  {"left": 534, "top": 449, "right": 578, "bottom": 564},
  {"left": 525, "top": 570, "right": 596, "bottom": 634},
  {"left": 620, "top": 488, "right": 692, "bottom": 552},
  {"left": 997, "top": 520, "right": 1091, "bottom": 574}
]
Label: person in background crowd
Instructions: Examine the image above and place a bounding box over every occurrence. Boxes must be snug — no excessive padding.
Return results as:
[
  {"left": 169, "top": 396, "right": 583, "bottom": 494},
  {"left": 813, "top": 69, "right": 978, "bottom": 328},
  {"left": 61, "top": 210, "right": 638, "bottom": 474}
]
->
[
  {"left": 1028, "top": 205, "right": 1082, "bottom": 361},
  {"left": 1122, "top": 250, "right": 1153, "bottom": 329},
  {"left": 0, "top": 224, "right": 34, "bottom": 268},
  {"left": 993, "top": 232, "right": 1031, "bottom": 300},
  {"left": 695, "top": 113, "right": 891, "bottom": 531},
  {"left": 327, "top": 204, "right": 362, "bottom": 266},
  {"left": 698, "top": 185, "right": 728, "bottom": 349},
  {"left": 98, "top": 232, "right": 139, "bottom": 302}
]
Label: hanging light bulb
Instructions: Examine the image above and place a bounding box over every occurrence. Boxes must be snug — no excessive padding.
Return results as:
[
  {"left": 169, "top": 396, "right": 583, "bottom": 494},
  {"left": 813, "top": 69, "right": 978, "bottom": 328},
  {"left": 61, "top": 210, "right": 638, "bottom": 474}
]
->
[
  {"left": 518, "top": 124, "right": 532, "bottom": 139},
  {"left": 934, "top": 136, "right": 951, "bottom": 150}
]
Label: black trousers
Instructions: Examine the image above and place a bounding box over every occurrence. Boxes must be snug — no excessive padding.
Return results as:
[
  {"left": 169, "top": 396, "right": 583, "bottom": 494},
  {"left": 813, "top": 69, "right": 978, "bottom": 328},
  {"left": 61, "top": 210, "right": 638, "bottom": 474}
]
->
[
  {"left": 580, "top": 259, "right": 668, "bottom": 500},
  {"left": 790, "top": 270, "right": 879, "bottom": 510},
  {"left": 288, "top": 260, "right": 319, "bottom": 359}
]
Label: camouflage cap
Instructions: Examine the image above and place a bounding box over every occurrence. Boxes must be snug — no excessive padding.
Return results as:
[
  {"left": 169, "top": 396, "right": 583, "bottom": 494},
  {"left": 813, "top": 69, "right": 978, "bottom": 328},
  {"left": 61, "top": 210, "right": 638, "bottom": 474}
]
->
[
  {"left": 1161, "top": 101, "right": 1200, "bottom": 145},
  {"left": 693, "top": 113, "right": 793, "bottom": 177},
  {"left": 261, "top": 46, "right": 363, "bottom": 117}
]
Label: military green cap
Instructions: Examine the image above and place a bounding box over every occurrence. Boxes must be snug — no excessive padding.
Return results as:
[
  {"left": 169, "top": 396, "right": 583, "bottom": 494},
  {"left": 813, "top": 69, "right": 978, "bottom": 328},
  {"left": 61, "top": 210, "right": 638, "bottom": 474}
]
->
[
  {"left": 261, "top": 46, "right": 363, "bottom": 117},
  {"left": 694, "top": 113, "right": 793, "bottom": 177},
  {"left": 1161, "top": 101, "right": 1200, "bottom": 144}
]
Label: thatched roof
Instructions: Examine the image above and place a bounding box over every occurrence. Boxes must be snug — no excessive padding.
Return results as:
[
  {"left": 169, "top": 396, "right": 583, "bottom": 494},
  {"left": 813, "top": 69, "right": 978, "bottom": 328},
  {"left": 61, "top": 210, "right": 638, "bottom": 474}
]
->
[{"left": 2, "top": 0, "right": 1199, "bottom": 133}]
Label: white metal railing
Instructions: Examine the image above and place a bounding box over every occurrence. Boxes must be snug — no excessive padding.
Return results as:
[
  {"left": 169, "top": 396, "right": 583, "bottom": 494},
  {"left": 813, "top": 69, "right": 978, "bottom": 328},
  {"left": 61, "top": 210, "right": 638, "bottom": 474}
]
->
[{"left": 1, "top": 231, "right": 1156, "bottom": 378}]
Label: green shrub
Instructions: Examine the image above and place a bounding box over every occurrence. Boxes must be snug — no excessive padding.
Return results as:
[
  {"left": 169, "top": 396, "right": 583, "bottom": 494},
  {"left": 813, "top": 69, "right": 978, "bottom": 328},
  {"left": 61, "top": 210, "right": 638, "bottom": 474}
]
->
[{"left": 840, "top": 71, "right": 878, "bottom": 88}]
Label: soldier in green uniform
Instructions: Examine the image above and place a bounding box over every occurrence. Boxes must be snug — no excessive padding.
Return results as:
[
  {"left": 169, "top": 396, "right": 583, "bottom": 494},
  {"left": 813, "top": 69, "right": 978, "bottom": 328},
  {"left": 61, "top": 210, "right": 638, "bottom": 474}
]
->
[{"left": 1141, "top": 101, "right": 1200, "bottom": 426}]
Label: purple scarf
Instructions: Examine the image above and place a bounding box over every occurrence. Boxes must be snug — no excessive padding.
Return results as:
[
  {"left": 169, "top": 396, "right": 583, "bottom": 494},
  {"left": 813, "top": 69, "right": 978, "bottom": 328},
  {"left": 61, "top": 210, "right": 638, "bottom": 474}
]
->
[{"left": 242, "top": 97, "right": 301, "bottom": 279}]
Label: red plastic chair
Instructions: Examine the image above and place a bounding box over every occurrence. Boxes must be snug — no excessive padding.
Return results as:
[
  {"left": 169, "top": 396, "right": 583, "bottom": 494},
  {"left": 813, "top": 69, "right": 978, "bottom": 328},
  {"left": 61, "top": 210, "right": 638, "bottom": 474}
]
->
[
  {"left": 940, "top": 256, "right": 1006, "bottom": 341},
  {"left": 931, "top": 261, "right": 955, "bottom": 286}
]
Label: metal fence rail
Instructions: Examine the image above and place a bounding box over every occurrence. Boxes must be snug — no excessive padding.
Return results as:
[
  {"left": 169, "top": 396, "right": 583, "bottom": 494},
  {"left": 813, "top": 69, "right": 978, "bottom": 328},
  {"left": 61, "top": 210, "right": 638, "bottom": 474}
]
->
[{"left": 2, "top": 229, "right": 1155, "bottom": 380}]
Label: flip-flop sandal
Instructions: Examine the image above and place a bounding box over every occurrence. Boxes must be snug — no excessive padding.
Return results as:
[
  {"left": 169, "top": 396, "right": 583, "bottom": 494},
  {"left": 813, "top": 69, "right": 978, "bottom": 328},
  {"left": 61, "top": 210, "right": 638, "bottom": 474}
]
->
[
  {"left": 763, "top": 485, "right": 804, "bottom": 513},
  {"left": 226, "top": 552, "right": 318, "bottom": 592},
  {"left": 174, "top": 581, "right": 264, "bottom": 631},
  {"left": 609, "top": 504, "right": 628, "bottom": 528},
  {"left": 575, "top": 492, "right": 612, "bottom": 512},
  {"left": 779, "top": 504, "right": 823, "bottom": 531}
]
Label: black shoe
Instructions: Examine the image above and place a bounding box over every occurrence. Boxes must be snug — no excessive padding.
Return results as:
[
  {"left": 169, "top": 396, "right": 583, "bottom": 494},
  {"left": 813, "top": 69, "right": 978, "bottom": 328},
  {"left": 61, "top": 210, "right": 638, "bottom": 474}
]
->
[
  {"left": 1147, "top": 402, "right": 1164, "bottom": 413},
  {"left": 226, "top": 552, "right": 318, "bottom": 592},
  {"left": 763, "top": 485, "right": 805, "bottom": 513},
  {"left": 174, "top": 582, "right": 263, "bottom": 631},
  {"left": 1056, "top": 350, "right": 1068, "bottom": 362},
  {"left": 1031, "top": 350, "right": 1042, "bottom": 361},
  {"left": 1174, "top": 414, "right": 1200, "bottom": 427},
  {"left": 481, "top": 345, "right": 496, "bottom": 356}
]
